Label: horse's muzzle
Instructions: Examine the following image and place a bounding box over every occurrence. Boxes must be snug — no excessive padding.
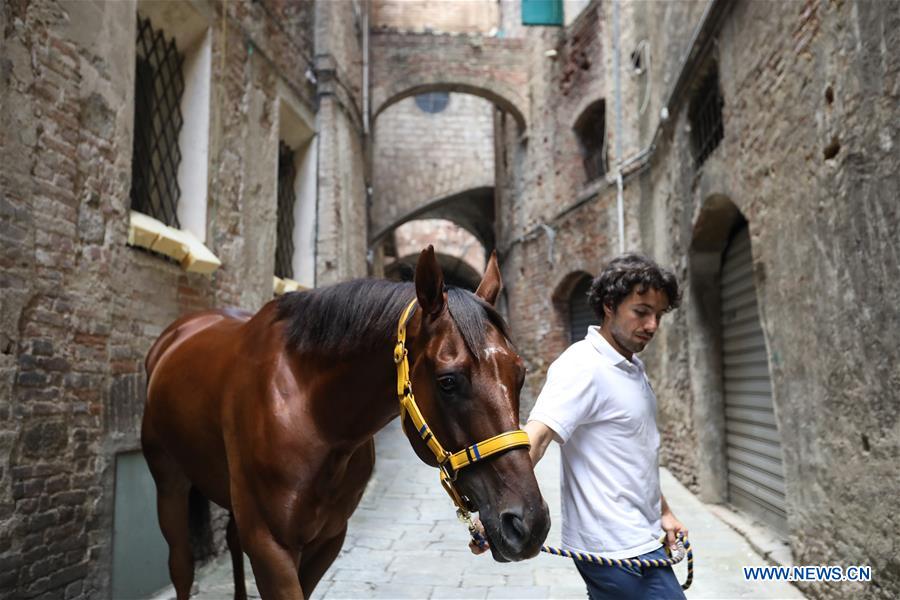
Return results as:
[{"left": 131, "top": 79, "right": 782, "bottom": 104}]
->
[{"left": 491, "top": 500, "right": 551, "bottom": 561}]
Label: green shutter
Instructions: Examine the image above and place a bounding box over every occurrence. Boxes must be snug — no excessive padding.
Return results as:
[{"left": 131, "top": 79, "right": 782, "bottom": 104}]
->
[{"left": 522, "top": 0, "right": 563, "bottom": 26}]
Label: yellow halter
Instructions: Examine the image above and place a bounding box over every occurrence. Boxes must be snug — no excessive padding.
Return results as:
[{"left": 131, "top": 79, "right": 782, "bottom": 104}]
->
[{"left": 394, "top": 298, "right": 531, "bottom": 514}]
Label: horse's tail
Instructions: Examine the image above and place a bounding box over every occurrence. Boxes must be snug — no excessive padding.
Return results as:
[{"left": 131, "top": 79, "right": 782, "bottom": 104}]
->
[{"left": 188, "top": 486, "right": 215, "bottom": 559}]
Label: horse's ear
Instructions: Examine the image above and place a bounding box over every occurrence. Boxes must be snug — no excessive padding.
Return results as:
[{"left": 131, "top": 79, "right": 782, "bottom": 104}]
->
[
  {"left": 415, "top": 245, "right": 445, "bottom": 317},
  {"left": 475, "top": 250, "right": 502, "bottom": 306}
]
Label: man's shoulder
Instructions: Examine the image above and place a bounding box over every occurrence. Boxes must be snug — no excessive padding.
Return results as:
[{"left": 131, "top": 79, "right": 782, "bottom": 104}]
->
[{"left": 551, "top": 340, "right": 602, "bottom": 370}]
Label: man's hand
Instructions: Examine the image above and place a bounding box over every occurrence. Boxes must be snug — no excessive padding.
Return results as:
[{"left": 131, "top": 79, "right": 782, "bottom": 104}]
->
[
  {"left": 660, "top": 510, "right": 688, "bottom": 548},
  {"left": 467, "top": 518, "right": 490, "bottom": 555}
]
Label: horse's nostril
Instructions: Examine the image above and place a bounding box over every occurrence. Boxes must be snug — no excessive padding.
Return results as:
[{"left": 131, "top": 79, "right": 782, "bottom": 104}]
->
[{"left": 500, "top": 510, "right": 529, "bottom": 546}]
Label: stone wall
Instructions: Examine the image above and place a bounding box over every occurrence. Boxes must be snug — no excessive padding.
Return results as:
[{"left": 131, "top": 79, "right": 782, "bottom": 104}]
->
[
  {"left": 631, "top": 1, "right": 900, "bottom": 596},
  {"left": 0, "top": 0, "right": 362, "bottom": 597},
  {"left": 313, "top": 0, "right": 368, "bottom": 285}
]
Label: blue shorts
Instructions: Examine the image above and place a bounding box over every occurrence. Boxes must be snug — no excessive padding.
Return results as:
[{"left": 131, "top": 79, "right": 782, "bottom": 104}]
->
[{"left": 573, "top": 546, "right": 686, "bottom": 600}]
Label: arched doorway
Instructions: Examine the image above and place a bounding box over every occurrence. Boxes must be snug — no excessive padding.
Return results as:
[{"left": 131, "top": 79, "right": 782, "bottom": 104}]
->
[
  {"left": 688, "top": 195, "right": 790, "bottom": 541},
  {"left": 720, "top": 224, "right": 787, "bottom": 531}
]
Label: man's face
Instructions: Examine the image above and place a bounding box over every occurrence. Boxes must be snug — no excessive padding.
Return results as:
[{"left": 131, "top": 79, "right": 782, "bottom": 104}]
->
[{"left": 603, "top": 287, "right": 670, "bottom": 356}]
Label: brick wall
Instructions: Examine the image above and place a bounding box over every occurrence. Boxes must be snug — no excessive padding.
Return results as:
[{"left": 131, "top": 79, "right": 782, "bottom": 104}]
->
[
  {"left": 493, "top": 0, "right": 900, "bottom": 598},
  {"left": 373, "top": 0, "right": 498, "bottom": 34},
  {"left": 371, "top": 93, "right": 494, "bottom": 237},
  {"left": 0, "top": 0, "right": 364, "bottom": 597}
]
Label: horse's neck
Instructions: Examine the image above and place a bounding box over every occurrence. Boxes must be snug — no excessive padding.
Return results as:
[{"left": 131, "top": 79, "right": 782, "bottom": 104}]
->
[{"left": 304, "top": 347, "right": 401, "bottom": 443}]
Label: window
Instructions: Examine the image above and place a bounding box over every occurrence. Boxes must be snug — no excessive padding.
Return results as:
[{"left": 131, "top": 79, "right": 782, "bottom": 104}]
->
[
  {"left": 573, "top": 99, "right": 607, "bottom": 182},
  {"left": 414, "top": 92, "right": 450, "bottom": 114},
  {"left": 275, "top": 92, "right": 317, "bottom": 290},
  {"left": 274, "top": 142, "right": 297, "bottom": 280},
  {"left": 689, "top": 67, "right": 724, "bottom": 167},
  {"left": 522, "top": 0, "right": 563, "bottom": 26},
  {"left": 130, "top": 15, "right": 185, "bottom": 228}
]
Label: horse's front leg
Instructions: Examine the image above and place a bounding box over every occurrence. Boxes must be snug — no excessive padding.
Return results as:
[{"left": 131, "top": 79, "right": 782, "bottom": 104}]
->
[
  {"left": 231, "top": 490, "right": 303, "bottom": 600},
  {"left": 237, "top": 517, "right": 304, "bottom": 600},
  {"left": 298, "top": 526, "right": 348, "bottom": 597}
]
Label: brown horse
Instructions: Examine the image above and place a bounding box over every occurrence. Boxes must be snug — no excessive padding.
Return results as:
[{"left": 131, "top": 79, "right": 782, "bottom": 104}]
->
[{"left": 141, "top": 247, "right": 550, "bottom": 599}]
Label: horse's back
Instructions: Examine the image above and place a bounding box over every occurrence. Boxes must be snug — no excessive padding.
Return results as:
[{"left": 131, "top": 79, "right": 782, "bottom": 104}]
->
[
  {"left": 145, "top": 308, "right": 252, "bottom": 378},
  {"left": 142, "top": 307, "right": 255, "bottom": 507}
]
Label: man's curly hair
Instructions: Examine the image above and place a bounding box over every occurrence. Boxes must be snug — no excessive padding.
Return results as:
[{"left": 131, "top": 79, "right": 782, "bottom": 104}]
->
[{"left": 588, "top": 254, "right": 681, "bottom": 324}]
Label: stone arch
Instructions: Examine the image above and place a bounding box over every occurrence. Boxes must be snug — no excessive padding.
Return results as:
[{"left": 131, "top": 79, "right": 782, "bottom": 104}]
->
[
  {"left": 385, "top": 251, "right": 483, "bottom": 291},
  {"left": 370, "top": 186, "right": 495, "bottom": 251},
  {"left": 381, "top": 218, "right": 486, "bottom": 292},
  {"left": 374, "top": 83, "right": 526, "bottom": 131},
  {"left": 370, "top": 32, "right": 530, "bottom": 130}
]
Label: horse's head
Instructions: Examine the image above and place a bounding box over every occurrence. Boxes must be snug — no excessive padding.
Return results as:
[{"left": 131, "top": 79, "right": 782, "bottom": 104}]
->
[{"left": 402, "top": 246, "right": 550, "bottom": 562}]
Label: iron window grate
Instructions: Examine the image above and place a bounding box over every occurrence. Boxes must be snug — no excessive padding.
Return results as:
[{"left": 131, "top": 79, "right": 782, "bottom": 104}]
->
[
  {"left": 130, "top": 15, "right": 185, "bottom": 229},
  {"left": 690, "top": 69, "right": 724, "bottom": 167},
  {"left": 274, "top": 142, "right": 297, "bottom": 280}
]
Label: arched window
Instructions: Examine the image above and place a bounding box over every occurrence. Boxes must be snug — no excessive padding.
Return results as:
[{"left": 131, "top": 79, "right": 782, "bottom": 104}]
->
[
  {"left": 414, "top": 92, "right": 450, "bottom": 114},
  {"left": 573, "top": 100, "right": 607, "bottom": 182},
  {"left": 568, "top": 275, "right": 594, "bottom": 343}
]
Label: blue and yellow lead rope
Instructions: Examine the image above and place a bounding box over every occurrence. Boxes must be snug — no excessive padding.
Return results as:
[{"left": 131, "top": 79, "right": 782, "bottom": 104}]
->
[{"left": 539, "top": 534, "right": 694, "bottom": 591}]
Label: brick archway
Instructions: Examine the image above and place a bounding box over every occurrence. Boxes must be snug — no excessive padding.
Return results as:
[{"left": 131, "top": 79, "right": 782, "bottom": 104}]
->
[
  {"left": 370, "top": 31, "right": 531, "bottom": 129},
  {"left": 370, "top": 186, "right": 495, "bottom": 250}
]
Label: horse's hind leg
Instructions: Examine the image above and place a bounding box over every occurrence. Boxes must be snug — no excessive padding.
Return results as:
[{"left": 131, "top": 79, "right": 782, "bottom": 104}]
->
[
  {"left": 227, "top": 512, "right": 247, "bottom": 600},
  {"left": 145, "top": 446, "right": 195, "bottom": 599}
]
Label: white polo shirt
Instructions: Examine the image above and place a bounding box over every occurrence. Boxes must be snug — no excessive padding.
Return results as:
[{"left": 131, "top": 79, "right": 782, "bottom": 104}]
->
[{"left": 528, "top": 325, "right": 663, "bottom": 559}]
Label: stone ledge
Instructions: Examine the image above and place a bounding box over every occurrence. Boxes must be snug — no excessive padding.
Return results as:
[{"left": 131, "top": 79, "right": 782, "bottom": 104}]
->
[
  {"left": 127, "top": 211, "right": 221, "bottom": 274},
  {"left": 272, "top": 276, "right": 308, "bottom": 296}
]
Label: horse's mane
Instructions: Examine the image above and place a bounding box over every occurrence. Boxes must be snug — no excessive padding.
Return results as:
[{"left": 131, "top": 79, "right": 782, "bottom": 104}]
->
[{"left": 275, "top": 279, "right": 511, "bottom": 359}]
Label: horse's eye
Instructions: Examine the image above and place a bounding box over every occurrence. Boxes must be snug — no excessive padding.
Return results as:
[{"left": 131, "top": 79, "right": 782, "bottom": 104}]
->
[{"left": 437, "top": 375, "right": 457, "bottom": 393}]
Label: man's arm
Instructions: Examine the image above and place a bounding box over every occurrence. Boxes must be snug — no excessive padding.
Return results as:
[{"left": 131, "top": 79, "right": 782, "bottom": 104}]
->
[
  {"left": 660, "top": 493, "right": 688, "bottom": 547},
  {"left": 524, "top": 419, "right": 560, "bottom": 467}
]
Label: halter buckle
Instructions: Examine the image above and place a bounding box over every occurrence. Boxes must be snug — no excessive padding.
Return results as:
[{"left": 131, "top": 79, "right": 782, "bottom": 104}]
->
[
  {"left": 439, "top": 461, "right": 459, "bottom": 482},
  {"left": 393, "top": 343, "right": 405, "bottom": 365}
]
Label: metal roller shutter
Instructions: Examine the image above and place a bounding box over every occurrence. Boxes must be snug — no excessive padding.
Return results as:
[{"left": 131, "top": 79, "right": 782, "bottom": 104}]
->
[
  {"left": 569, "top": 276, "right": 595, "bottom": 343},
  {"left": 720, "top": 226, "right": 788, "bottom": 532}
]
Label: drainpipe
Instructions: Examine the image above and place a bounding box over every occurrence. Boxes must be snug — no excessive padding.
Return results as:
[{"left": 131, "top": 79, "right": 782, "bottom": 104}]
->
[
  {"left": 362, "top": 0, "right": 370, "bottom": 136},
  {"left": 612, "top": 0, "right": 625, "bottom": 254}
]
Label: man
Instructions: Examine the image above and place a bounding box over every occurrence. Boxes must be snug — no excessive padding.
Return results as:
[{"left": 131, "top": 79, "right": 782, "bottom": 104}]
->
[{"left": 472, "top": 253, "right": 688, "bottom": 600}]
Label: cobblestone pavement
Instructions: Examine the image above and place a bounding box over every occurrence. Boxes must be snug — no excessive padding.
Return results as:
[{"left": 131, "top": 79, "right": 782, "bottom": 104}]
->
[{"left": 152, "top": 419, "right": 803, "bottom": 599}]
